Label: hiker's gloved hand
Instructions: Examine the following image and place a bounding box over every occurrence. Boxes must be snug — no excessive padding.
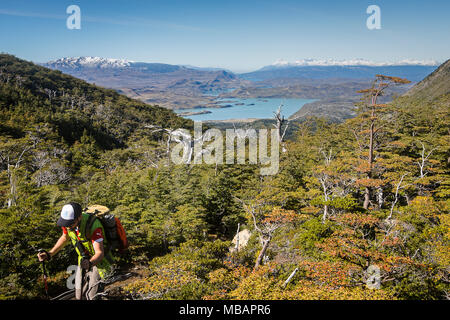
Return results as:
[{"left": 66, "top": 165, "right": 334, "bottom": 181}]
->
[
  {"left": 80, "top": 258, "right": 92, "bottom": 270},
  {"left": 37, "top": 250, "right": 51, "bottom": 262}
]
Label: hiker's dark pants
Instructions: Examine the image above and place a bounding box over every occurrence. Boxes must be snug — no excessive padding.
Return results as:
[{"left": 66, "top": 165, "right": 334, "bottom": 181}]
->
[{"left": 75, "top": 265, "right": 102, "bottom": 300}]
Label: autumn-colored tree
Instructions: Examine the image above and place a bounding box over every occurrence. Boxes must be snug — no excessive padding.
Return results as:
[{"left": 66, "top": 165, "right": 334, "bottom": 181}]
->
[
  {"left": 235, "top": 177, "right": 305, "bottom": 270},
  {"left": 350, "top": 75, "right": 411, "bottom": 210}
]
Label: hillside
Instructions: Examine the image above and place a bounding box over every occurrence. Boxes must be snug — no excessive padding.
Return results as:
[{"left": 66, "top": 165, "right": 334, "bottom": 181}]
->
[
  {"left": 403, "top": 59, "right": 450, "bottom": 101},
  {"left": 1, "top": 54, "right": 191, "bottom": 148},
  {"left": 43, "top": 57, "right": 248, "bottom": 111},
  {"left": 283, "top": 62, "right": 448, "bottom": 124}
]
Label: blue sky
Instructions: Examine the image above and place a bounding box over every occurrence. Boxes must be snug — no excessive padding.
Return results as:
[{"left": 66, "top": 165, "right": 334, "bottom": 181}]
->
[{"left": 0, "top": 0, "right": 449, "bottom": 72}]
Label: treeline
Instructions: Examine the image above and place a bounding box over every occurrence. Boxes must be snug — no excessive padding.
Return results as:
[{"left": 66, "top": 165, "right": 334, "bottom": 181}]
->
[{"left": 0, "top": 55, "right": 448, "bottom": 300}]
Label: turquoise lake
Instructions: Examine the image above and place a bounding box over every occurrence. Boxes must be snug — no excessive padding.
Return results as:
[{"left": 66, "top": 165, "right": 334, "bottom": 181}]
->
[{"left": 176, "top": 98, "right": 316, "bottom": 121}]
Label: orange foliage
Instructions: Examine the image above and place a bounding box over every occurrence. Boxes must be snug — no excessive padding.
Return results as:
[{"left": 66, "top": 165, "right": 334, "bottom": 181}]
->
[
  {"left": 262, "top": 207, "right": 300, "bottom": 224},
  {"left": 355, "top": 178, "right": 384, "bottom": 187}
]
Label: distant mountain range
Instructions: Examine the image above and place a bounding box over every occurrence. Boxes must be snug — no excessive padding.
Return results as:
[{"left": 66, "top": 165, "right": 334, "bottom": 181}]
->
[
  {"left": 43, "top": 57, "right": 243, "bottom": 94},
  {"left": 268, "top": 58, "right": 439, "bottom": 68},
  {"left": 44, "top": 56, "right": 440, "bottom": 84},
  {"left": 41, "top": 56, "right": 443, "bottom": 113},
  {"left": 46, "top": 57, "right": 233, "bottom": 73},
  {"left": 240, "top": 59, "right": 440, "bottom": 82},
  {"left": 45, "top": 56, "right": 134, "bottom": 69}
]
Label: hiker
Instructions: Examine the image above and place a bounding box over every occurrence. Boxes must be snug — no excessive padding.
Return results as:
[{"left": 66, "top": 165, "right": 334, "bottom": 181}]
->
[{"left": 37, "top": 202, "right": 114, "bottom": 300}]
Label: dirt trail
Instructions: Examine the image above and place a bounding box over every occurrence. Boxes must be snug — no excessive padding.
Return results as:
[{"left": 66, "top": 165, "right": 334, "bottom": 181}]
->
[
  {"left": 104, "top": 266, "right": 148, "bottom": 299},
  {"left": 50, "top": 265, "right": 148, "bottom": 300}
]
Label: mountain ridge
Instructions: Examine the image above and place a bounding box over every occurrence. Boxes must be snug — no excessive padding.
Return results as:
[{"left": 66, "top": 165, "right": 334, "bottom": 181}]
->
[
  {"left": 45, "top": 56, "right": 134, "bottom": 69},
  {"left": 268, "top": 58, "right": 440, "bottom": 68},
  {"left": 240, "top": 65, "right": 439, "bottom": 82},
  {"left": 0, "top": 53, "right": 191, "bottom": 148},
  {"left": 403, "top": 59, "right": 450, "bottom": 100},
  {"left": 42, "top": 57, "right": 243, "bottom": 92}
]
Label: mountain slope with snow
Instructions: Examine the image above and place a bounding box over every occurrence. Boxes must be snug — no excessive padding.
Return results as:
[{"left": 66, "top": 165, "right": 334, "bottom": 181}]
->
[
  {"left": 42, "top": 57, "right": 245, "bottom": 104},
  {"left": 240, "top": 59, "right": 440, "bottom": 82},
  {"left": 268, "top": 58, "right": 439, "bottom": 69},
  {"left": 46, "top": 57, "right": 134, "bottom": 69}
]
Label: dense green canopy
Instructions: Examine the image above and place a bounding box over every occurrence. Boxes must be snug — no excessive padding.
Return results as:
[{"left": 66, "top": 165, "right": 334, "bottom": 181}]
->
[{"left": 0, "top": 54, "right": 448, "bottom": 300}]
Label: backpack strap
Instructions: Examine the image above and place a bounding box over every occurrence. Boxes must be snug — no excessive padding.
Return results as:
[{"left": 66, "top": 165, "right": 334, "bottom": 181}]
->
[
  {"left": 84, "top": 214, "right": 97, "bottom": 240},
  {"left": 84, "top": 214, "right": 112, "bottom": 257},
  {"left": 73, "top": 230, "right": 91, "bottom": 259}
]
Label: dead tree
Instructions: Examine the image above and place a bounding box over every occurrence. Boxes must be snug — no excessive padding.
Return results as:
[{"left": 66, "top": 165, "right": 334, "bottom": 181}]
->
[
  {"left": 273, "top": 104, "right": 289, "bottom": 152},
  {"left": 235, "top": 196, "right": 296, "bottom": 270},
  {"left": 0, "top": 143, "right": 32, "bottom": 207},
  {"left": 387, "top": 173, "right": 408, "bottom": 220},
  {"left": 145, "top": 124, "right": 208, "bottom": 165}
]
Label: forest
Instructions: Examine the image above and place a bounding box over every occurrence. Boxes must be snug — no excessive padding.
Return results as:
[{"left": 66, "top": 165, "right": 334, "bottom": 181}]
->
[{"left": 0, "top": 54, "right": 448, "bottom": 300}]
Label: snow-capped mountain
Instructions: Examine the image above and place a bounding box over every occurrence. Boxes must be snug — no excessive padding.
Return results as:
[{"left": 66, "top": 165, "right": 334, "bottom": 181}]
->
[
  {"left": 45, "top": 57, "right": 134, "bottom": 69},
  {"left": 43, "top": 56, "right": 440, "bottom": 86},
  {"left": 270, "top": 58, "right": 440, "bottom": 68},
  {"left": 240, "top": 58, "right": 440, "bottom": 82},
  {"left": 42, "top": 56, "right": 187, "bottom": 77},
  {"left": 42, "top": 56, "right": 243, "bottom": 93}
]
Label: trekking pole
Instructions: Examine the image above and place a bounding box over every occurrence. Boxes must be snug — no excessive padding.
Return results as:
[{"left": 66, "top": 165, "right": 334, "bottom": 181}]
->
[
  {"left": 37, "top": 249, "right": 49, "bottom": 299},
  {"left": 82, "top": 268, "right": 88, "bottom": 300}
]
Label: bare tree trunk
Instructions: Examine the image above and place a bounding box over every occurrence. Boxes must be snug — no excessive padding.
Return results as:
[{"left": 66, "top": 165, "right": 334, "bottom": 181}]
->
[
  {"left": 7, "top": 165, "right": 17, "bottom": 208},
  {"left": 165, "top": 134, "right": 172, "bottom": 165},
  {"left": 254, "top": 236, "right": 271, "bottom": 270},
  {"left": 234, "top": 223, "right": 240, "bottom": 252},
  {"left": 4, "top": 145, "right": 31, "bottom": 208},
  {"left": 405, "top": 193, "right": 411, "bottom": 205},
  {"left": 387, "top": 173, "right": 408, "bottom": 220},
  {"left": 282, "top": 268, "right": 299, "bottom": 289},
  {"left": 364, "top": 119, "right": 375, "bottom": 210},
  {"left": 322, "top": 204, "right": 329, "bottom": 223},
  {"left": 273, "top": 104, "right": 289, "bottom": 152},
  {"left": 377, "top": 187, "right": 384, "bottom": 208},
  {"left": 319, "top": 149, "right": 332, "bottom": 222},
  {"left": 416, "top": 141, "right": 436, "bottom": 196},
  {"left": 320, "top": 177, "right": 329, "bottom": 223},
  {"left": 363, "top": 187, "right": 371, "bottom": 210}
]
